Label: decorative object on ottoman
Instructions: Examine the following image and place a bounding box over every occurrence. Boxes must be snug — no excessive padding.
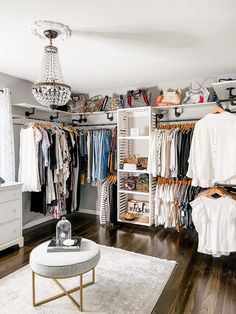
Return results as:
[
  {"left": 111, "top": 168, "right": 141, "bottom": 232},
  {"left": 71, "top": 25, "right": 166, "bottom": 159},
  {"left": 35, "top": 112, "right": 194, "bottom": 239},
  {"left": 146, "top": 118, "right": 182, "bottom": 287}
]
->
[
  {"left": 47, "top": 236, "right": 82, "bottom": 252},
  {"left": 56, "top": 216, "right": 72, "bottom": 245}
]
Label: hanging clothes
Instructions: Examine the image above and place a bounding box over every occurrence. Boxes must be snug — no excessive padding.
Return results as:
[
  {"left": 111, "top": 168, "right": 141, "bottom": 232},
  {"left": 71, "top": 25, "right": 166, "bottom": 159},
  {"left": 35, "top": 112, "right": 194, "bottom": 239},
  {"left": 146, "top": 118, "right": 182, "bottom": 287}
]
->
[
  {"left": 98, "top": 176, "right": 117, "bottom": 226},
  {"left": 191, "top": 194, "right": 236, "bottom": 257},
  {"left": 187, "top": 111, "right": 236, "bottom": 187},
  {"left": 148, "top": 124, "right": 194, "bottom": 179},
  {"left": 77, "top": 127, "right": 117, "bottom": 185},
  {"left": 18, "top": 123, "right": 81, "bottom": 218},
  {"left": 154, "top": 178, "right": 201, "bottom": 229}
]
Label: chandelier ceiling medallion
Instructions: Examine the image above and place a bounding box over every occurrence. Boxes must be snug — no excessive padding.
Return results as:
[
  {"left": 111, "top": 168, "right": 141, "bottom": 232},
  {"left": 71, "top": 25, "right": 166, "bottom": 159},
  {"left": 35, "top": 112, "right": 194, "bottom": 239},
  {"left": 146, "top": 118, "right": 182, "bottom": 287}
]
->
[{"left": 31, "top": 21, "right": 71, "bottom": 110}]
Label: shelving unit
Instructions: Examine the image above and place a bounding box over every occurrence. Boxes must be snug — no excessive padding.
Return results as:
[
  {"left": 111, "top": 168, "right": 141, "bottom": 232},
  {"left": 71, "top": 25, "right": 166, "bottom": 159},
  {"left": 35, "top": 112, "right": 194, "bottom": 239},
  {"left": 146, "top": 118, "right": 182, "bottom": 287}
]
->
[
  {"left": 12, "top": 103, "right": 117, "bottom": 119},
  {"left": 117, "top": 106, "right": 156, "bottom": 226}
]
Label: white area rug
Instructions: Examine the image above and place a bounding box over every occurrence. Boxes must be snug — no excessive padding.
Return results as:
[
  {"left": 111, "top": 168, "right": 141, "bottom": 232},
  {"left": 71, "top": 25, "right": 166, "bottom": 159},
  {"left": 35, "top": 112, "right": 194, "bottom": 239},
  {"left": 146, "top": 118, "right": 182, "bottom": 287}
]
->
[{"left": 0, "top": 245, "right": 176, "bottom": 314}]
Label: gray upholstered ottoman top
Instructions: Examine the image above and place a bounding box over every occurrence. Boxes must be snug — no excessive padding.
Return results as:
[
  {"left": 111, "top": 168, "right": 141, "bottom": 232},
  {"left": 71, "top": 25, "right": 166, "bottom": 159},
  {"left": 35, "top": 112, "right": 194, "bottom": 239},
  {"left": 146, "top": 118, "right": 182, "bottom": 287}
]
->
[{"left": 29, "top": 238, "right": 100, "bottom": 278}]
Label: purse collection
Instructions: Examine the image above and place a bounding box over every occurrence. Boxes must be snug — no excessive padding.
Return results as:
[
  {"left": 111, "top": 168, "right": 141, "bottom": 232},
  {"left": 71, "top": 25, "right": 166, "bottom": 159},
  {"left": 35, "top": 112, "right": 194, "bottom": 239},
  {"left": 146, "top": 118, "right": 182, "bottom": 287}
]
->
[
  {"left": 66, "top": 81, "right": 214, "bottom": 113},
  {"left": 67, "top": 88, "right": 151, "bottom": 113}
]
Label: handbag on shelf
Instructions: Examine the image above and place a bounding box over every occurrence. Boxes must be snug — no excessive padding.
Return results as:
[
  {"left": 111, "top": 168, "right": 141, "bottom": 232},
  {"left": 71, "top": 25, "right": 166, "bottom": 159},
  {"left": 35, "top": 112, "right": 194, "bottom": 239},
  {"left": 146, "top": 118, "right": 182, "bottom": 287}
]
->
[
  {"left": 123, "top": 176, "right": 137, "bottom": 191},
  {"left": 67, "top": 95, "right": 87, "bottom": 113},
  {"left": 101, "top": 95, "right": 125, "bottom": 111},
  {"left": 183, "top": 82, "right": 210, "bottom": 104},
  {"left": 138, "top": 157, "right": 148, "bottom": 170},
  {"left": 136, "top": 174, "right": 149, "bottom": 192},
  {"left": 156, "top": 89, "right": 181, "bottom": 106},
  {"left": 125, "top": 89, "right": 151, "bottom": 107},
  {"left": 86, "top": 95, "right": 104, "bottom": 112},
  {"left": 124, "top": 155, "right": 139, "bottom": 164}
]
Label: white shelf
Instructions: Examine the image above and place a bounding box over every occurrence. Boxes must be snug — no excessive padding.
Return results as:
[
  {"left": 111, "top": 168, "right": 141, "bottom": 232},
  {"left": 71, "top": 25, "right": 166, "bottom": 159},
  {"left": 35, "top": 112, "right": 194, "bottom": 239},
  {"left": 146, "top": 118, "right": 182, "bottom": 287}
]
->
[
  {"left": 13, "top": 103, "right": 74, "bottom": 116},
  {"left": 117, "top": 107, "right": 150, "bottom": 113},
  {"left": 118, "top": 218, "right": 150, "bottom": 226},
  {"left": 118, "top": 136, "right": 149, "bottom": 140},
  {"left": 118, "top": 169, "right": 149, "bottom": 173},
  {"left": 152, "top": 102, "right": 216, "bottom": 110},
  {"left": 13, "top": 103, "right": 117, "bottom": 117},
  {"left": 118, "top": 189, "right": 149, "bottom": 196}
]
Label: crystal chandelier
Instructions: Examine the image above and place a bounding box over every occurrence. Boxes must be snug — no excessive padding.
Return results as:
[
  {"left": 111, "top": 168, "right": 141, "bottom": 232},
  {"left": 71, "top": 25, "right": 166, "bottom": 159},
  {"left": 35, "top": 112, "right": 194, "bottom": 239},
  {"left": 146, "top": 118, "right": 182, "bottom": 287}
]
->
[{"left": 32, "top": 21, "right": 71, "bottom": 110}]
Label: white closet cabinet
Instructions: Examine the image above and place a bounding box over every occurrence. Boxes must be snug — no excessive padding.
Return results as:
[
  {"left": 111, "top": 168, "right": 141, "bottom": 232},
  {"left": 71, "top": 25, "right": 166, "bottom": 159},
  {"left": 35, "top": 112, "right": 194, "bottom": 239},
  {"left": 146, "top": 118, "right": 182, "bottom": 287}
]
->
[{"left": 0, "top": 183, "right": 24, "bottom": 251}]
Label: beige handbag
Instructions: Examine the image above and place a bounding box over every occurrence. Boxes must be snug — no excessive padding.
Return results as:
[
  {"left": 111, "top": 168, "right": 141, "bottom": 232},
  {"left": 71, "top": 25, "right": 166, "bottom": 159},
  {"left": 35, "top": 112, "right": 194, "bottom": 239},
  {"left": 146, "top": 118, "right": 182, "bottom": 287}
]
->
[
  {"left": 124, "top": 154, "right": 139, "bottom": 164},
  {"left": 156, "top": 89, "right": 181, "bottom": 106}
]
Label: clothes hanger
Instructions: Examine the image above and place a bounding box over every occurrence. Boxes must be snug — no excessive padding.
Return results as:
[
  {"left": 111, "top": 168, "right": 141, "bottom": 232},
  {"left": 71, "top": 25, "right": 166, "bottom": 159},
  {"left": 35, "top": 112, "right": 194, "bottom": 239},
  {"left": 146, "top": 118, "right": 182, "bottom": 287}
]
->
[
  {"left": 211, "top": 102, "right": 224, "bottom": 114},
  {"left": 198, "top": 186, "right": 228, "bottom": 198}
]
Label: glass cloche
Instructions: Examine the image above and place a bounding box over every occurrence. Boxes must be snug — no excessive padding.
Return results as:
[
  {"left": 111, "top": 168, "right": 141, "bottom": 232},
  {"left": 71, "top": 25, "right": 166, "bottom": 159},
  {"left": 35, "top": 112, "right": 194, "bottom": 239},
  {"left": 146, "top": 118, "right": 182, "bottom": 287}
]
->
[{"left": 56, "top": 217, "right": 72, "bottom": 245}]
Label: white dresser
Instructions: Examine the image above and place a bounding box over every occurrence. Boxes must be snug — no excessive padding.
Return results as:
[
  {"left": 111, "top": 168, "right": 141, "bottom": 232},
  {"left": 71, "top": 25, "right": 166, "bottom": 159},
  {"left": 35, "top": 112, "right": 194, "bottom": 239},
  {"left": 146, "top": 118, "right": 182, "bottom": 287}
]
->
[{"left": 0, "top": 182, "right": 24, "bottom": 251}]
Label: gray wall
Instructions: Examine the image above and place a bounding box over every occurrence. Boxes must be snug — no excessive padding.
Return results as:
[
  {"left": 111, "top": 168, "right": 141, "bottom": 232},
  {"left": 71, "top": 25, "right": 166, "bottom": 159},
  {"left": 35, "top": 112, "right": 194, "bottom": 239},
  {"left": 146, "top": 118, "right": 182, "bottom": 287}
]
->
[{"left": 0, "top": 72, "right": 38, "bottom": 106}]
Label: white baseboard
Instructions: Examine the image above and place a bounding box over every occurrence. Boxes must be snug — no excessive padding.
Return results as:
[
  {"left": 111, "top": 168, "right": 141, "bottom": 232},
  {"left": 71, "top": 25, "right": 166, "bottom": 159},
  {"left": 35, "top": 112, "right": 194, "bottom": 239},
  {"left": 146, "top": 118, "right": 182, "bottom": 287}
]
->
[
  {"left": 23, "top": 209, "right": 99, "bottom": 229},
  {"left": 23, "top": 216, "right": 53, "bottom": 230},
  {"left": 79, "top": 208, "right": 99, "bottom": 216}
]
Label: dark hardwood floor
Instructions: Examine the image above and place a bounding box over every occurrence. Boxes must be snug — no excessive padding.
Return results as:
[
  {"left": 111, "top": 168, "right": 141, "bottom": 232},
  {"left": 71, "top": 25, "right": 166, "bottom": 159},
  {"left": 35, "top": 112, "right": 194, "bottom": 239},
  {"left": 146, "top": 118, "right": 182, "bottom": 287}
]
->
[{"left": 0, "top": 213, "right": 235, "bottom": 314}]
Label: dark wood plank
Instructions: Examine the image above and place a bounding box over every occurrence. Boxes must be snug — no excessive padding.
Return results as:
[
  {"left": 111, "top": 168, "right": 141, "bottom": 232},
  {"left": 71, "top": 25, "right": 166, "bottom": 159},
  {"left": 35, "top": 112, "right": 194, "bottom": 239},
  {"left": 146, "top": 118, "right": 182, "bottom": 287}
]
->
[{"left": 0, "top": 213, "right": 235, "bottom": 314}]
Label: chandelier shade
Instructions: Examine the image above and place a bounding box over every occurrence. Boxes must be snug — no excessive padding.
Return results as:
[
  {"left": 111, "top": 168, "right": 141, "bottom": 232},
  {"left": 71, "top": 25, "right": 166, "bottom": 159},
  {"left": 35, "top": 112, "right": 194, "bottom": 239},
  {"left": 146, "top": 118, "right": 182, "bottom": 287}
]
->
[{"left": 32, "top": 22, "right": 71, "bottom": 110}]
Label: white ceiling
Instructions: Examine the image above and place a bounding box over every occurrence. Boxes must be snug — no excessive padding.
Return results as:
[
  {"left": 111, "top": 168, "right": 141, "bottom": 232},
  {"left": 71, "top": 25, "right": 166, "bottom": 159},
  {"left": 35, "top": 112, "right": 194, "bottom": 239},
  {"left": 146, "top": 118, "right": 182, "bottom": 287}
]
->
[{"left": 0, "top": 0, "right": 235, "bottom": 94}]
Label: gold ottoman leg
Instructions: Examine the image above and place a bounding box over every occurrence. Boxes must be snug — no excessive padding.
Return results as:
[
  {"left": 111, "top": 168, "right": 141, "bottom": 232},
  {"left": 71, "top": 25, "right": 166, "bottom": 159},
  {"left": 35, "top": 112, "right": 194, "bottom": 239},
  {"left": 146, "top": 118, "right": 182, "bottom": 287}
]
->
[
  {"left": 80, "top": 274, "right": 83, "bottom": 312},
  {"left": 32, "top": 271, "right": 36, "bottom": 307}
]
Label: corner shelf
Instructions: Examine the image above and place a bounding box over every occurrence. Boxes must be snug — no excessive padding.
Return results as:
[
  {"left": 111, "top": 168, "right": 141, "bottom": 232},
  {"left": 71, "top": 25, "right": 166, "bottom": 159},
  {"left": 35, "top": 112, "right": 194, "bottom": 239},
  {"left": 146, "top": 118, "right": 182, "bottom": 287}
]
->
[{"left": 12, "top": 103, "right": 117, "bottom": 118}]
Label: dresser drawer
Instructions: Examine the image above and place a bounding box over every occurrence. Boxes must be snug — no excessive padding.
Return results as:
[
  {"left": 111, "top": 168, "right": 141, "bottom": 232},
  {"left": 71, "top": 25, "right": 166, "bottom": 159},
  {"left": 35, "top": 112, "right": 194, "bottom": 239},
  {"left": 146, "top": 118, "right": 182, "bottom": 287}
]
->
[
  {"left": 0, "top": 220, "right": 21, "bottom": 246},
  {"left": 0, "top": 188, "right": 21, "bottom": 203},
  {"left": 0, "top": 200, "right": 21, "bottom": 224}
]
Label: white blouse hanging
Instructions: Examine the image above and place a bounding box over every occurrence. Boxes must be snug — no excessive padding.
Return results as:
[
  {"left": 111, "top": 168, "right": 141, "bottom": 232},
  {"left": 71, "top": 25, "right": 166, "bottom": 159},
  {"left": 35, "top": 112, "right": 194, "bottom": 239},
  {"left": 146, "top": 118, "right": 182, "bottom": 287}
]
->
[{"left": 0, "top": 88, "right": 15, "bottom": 181}]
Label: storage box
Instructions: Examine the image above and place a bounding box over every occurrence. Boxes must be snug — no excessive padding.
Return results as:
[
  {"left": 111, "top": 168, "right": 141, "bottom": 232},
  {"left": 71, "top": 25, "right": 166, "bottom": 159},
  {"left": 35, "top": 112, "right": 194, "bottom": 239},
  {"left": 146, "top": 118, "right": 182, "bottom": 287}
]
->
[
  {"left": 127, "top": 200, "right": 149, "bottom": 218},
  {"left": 123, "top": 163, "right": 137, "bottom": 171},
  {"left": 130, "top": 128, "right": 140, "bottom": 137}
]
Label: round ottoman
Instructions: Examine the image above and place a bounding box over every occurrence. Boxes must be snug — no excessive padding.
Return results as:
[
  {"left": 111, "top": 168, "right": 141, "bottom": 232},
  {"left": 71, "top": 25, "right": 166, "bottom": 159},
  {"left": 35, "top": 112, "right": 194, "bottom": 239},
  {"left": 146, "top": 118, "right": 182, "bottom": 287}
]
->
[{"left": 29, "top": 238, "right": 100, "bottom": 311}]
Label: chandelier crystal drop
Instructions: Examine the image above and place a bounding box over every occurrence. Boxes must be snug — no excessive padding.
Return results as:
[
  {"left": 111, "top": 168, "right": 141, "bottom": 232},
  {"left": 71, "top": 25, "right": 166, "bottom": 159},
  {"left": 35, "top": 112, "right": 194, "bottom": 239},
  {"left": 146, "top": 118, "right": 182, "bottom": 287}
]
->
[{"left": 32, "top": 22, "right": 71, "bottom": 110}]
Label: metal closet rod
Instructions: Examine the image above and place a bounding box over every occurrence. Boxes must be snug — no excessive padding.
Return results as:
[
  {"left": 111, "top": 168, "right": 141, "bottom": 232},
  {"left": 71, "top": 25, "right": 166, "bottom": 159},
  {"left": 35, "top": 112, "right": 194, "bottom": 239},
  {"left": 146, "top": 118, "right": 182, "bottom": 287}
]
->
[
  {"left": 12, "top": 116, "right": 71, "bottom": 125},
  {"left": 74, "top": 123, "right": 117, "bottom": 127},
  {"left": 157, "top": 118, "right": 200, "bottom": 123},
  {"left": 157, "top": 109, "right": 236, "bottom": 124}
]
